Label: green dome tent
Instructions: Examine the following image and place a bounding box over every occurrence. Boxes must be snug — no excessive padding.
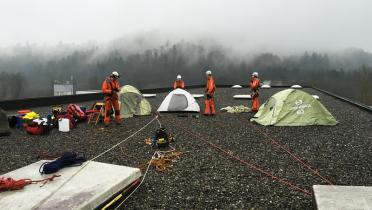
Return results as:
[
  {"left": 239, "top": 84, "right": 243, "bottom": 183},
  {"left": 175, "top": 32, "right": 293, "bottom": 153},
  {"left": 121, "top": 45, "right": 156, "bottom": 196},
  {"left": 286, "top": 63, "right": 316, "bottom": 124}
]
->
[
  {"left": 251, "top": 89, "right": 338, "bottom": 126},
  {"left": 119, "top": 85, "right": 151, "bottom": 118}
]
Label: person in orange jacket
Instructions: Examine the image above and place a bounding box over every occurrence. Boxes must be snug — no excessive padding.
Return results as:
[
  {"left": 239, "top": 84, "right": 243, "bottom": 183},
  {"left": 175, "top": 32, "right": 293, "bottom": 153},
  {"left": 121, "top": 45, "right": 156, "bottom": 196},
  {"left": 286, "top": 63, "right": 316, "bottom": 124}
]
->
[
  {"left": 102, "top": 71, "right": 121, "bottom": 126},
  {"left": 173, "top": 75, "right": 185, "bottom": 89},
  {"left": 250, "top": 72, "right": 260, "bottom": 112},
  {"left": 204, "top": 70, "right": 216, "bottom": 116}
]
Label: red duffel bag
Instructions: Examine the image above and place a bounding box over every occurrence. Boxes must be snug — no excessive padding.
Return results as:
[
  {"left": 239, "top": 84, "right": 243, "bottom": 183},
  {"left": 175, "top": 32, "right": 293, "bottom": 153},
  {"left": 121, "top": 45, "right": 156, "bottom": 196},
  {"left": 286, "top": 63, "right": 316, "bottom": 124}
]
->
[
  {"left": 26, "top": 122, "right": 51, "bottom": 135},
  {"left": 67, "top": 104, "right": 87, "bottom": 122}
]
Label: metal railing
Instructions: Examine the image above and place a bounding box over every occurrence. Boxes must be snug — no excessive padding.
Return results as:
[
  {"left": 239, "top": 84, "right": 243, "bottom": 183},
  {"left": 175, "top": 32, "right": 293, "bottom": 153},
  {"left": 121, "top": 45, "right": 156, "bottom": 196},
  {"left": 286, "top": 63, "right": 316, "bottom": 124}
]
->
[{"left": 312, "top": 87, "right": 372, "bottom": 113}]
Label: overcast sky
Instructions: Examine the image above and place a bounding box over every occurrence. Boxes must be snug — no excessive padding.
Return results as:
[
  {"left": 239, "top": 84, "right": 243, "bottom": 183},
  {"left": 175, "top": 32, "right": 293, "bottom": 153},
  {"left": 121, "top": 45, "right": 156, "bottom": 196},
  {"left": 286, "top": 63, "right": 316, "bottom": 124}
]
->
[{"left": 1, "top": 0, "right": 372, "bottom": 53}]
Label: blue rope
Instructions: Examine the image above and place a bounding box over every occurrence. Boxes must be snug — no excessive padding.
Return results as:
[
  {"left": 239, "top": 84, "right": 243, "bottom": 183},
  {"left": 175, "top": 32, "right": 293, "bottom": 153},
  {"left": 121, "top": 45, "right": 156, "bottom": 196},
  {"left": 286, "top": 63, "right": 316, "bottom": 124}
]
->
[{"left": 39, "top": 151, "right": 87, "bottom": 174}]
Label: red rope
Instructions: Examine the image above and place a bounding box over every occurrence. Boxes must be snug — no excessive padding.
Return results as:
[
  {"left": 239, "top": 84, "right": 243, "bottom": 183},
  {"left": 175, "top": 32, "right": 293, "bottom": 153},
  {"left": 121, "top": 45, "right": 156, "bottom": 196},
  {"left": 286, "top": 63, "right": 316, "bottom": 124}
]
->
[
  {"left": 171, "top": 121, "right": 312, "bottom": 196},
  {"left": 213, "top": 118, "right": 333, "bottom": 186},
  {"left": 0, "top": 175, "right": 61, "bottom": 191},
  {"left": 246, "top": 122, "right": 334, "bottom": 185},
  {"left": 0, "top": 177, "right": 32, "bottom": 191},
  {"left": 31, "top": 174, "right": 61, "bottom": 187},
  {"left": 37, "top": 150, "right": 62, "bottom": 160}
]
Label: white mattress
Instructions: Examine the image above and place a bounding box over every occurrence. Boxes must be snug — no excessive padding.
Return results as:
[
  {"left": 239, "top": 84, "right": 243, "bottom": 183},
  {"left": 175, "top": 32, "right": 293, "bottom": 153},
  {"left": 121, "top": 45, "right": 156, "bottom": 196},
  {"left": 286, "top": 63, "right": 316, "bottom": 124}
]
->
[{"left": 0, "top": 160, "right": 141, "bottom": 210}]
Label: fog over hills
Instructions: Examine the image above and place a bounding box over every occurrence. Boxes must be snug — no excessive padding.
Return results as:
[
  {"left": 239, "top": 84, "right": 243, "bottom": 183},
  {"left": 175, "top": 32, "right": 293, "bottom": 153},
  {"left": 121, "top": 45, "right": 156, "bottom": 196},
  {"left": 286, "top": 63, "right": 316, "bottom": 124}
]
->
[{"left": 0, "top": 0, "right": 371, "bottom": 104}]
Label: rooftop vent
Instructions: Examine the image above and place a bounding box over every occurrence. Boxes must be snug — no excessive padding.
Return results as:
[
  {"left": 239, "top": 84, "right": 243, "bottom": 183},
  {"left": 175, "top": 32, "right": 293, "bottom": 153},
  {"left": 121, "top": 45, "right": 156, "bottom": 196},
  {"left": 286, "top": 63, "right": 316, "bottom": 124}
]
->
[
  {"left": 291, "top": 85, "right": 302, "bottom": 89},
  {"left": 232, "top": 85, "right": 243, "bottom": 89}
]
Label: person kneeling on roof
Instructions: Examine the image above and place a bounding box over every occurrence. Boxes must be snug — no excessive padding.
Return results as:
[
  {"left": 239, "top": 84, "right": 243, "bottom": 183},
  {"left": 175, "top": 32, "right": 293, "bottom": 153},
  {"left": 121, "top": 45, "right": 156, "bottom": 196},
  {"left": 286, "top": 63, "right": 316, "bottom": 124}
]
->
[
  {"left": 173, "top": 75, "right": 185, "bottom": 89},
  {"left": 204, "top": 70, "right": 216, "bottom": 116},
  {"left": 102, "top": 71, "right": 121, "bottom": 126},
  {"left": 250, "top": 72, "right": 260, "bottom": 113}
]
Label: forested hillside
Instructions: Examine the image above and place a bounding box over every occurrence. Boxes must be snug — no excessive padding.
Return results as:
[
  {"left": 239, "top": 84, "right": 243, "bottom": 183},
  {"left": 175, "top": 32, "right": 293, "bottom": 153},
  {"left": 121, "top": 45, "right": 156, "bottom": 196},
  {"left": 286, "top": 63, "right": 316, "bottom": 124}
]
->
[{"left": 1, "top": 42, "right": 371, "bottom": 105}]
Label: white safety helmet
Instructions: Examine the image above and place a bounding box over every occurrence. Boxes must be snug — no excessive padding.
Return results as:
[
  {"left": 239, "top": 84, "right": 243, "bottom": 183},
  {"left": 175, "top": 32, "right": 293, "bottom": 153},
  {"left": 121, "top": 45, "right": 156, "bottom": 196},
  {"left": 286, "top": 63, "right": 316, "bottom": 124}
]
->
[
  {"left": 252, "top": 72, "right": 258, "bottom": 77},
  {"left": 177, "top": 75, "right": 182, "bottom": 80},
  {"left": 111, "top": 71, "right": 120, "bottom": 78},
  {"left": 206, "top": 70, "right": 212, "bottom": 75}
]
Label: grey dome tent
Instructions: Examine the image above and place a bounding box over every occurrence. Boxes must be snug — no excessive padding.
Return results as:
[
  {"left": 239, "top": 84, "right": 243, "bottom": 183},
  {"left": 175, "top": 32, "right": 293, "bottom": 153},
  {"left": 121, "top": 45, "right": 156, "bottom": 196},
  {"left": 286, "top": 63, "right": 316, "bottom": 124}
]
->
[{"left": 0, "top": 108, "right": 10, "bottom": 136}]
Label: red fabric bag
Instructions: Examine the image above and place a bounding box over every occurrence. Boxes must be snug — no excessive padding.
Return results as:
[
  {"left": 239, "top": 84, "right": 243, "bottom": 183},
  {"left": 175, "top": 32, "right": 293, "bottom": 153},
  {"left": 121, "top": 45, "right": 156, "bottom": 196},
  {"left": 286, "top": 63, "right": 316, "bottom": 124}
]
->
[
  {"left": 26, "top": 122, "right": 50, "bottom": 135},
  {"left": 67, "top": 104, "right": 87, "bottom": 122}
]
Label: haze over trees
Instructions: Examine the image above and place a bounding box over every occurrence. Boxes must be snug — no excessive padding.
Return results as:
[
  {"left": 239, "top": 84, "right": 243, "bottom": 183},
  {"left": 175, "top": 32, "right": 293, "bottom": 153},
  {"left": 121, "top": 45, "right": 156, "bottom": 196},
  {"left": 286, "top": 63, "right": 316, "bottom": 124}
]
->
[{"left": 0, "top": 41, "right": 372, "bottom": 105}]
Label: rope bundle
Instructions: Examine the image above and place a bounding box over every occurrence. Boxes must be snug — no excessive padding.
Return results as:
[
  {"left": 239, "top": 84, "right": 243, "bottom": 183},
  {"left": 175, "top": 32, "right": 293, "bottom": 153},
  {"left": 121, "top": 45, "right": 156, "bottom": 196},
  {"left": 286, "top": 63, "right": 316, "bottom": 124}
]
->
[
  {"left": 0, "top": 177, "right": 32, "bottom": 191},
  {"left": 0, "top": 175, "right": 60, "bottom": 192},
  {"left": 140, "top": 151, "right": 182, "bottom": 172},
  {"left": 39, "top": 151, "right": 86, "bottom": 174}
]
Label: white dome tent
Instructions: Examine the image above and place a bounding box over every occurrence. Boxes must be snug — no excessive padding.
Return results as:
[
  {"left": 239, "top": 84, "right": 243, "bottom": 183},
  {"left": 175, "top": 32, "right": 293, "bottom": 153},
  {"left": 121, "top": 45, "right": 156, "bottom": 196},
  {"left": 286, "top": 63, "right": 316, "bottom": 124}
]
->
[{"left": 157, "top": 89, "right": 200, "bottom": 112}]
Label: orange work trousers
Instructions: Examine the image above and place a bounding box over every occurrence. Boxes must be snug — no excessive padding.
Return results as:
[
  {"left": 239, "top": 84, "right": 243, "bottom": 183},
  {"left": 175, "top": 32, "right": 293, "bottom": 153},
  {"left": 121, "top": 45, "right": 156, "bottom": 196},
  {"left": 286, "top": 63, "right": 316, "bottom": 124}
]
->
[
  {"left": 104, "top": 97, "right": 121, "bottom": 124},
  {"left": 204, "top": 97, "right": 215, "bottom": 115},
  {"left": 251, "top": 95, "right": 259, "bottom": 112}
]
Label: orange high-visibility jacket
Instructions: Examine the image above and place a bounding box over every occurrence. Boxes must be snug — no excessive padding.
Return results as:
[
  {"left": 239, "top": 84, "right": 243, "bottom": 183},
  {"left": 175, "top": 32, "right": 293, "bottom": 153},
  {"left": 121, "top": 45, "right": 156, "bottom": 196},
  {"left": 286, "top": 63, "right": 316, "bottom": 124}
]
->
[
  {"left": 102, "top": 78, "right": 120, "bottom": 99},
  {"left": 250, "top": 77, "right": 260, "bottom": 91},
  {"left": 173, "top": 80, "right": 185, "bottom": 89},
  {"left": 205, "top": 76, "right": 216, "bottom": 96}
]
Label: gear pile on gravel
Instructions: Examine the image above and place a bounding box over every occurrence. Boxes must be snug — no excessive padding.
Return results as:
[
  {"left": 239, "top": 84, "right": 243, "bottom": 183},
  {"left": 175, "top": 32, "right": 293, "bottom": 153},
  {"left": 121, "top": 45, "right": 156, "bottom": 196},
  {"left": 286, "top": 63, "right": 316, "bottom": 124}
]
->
[{"left": 1, "top": 88, "right": 371, "bottom": 209}]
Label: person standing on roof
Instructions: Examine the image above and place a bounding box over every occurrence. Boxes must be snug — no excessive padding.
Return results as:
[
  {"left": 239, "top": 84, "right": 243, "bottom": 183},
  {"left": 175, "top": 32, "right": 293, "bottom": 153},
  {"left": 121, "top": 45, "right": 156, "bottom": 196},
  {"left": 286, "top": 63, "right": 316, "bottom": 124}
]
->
[
  {"left": 250, "top": 72, "right": 260, "bottom": 112},
  {"left": 204, "top": 70, "right": 216, "bottom": 116},
  {"left": 173, "top": 75, "right": 185, "bottom": 89},
  {"left": 102, "top": 71, "right": 121, "bottom": 126}
]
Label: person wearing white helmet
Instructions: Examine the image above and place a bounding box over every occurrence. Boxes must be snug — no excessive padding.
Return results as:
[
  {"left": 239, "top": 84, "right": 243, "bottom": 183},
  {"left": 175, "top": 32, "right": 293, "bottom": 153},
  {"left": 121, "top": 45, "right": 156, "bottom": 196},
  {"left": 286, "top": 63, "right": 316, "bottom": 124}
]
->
[
  {"left": 173, "top": 74, "right": 185, "bottom": 89},
  {"left": 249, "top": 71, "right": 260, "bottom": 112},
  {"left": 102, "top": 71, "right": 121, "bottom": 126},
  {"left": 111, "top": 71, "right": 120, "bottom": 78},
  {"left": 204, "top": 70, "right": 216, "bottom": 116}
]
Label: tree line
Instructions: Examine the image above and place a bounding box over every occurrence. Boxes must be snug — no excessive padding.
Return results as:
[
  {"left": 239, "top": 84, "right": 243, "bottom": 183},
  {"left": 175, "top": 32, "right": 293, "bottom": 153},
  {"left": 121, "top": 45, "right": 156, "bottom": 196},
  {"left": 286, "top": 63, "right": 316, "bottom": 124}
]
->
[{"left": 0, "top": 41, "right": 371, "bottom": 105}]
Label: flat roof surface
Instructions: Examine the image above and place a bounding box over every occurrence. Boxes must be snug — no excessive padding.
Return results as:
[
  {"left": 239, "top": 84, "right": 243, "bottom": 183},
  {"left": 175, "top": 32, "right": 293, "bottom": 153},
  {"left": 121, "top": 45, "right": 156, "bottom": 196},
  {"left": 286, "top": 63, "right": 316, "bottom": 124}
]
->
[{"left": 1, "top": 87, "right": 371, "bottom": 209}]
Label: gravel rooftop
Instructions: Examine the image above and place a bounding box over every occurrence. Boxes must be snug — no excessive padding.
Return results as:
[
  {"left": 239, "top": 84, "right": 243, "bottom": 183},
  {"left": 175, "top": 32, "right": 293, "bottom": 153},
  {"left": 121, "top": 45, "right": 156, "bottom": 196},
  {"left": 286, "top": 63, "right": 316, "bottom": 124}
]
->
[{"left": 1, "top": 87, "right": 371, "bottom": 209}]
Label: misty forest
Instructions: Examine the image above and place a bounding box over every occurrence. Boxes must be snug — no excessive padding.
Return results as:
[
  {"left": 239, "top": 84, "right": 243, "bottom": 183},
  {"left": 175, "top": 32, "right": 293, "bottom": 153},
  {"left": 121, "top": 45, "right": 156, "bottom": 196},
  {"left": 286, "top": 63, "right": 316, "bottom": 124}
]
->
[{"left": 0, "top": 41, "right": 372, "bottom": 105}]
